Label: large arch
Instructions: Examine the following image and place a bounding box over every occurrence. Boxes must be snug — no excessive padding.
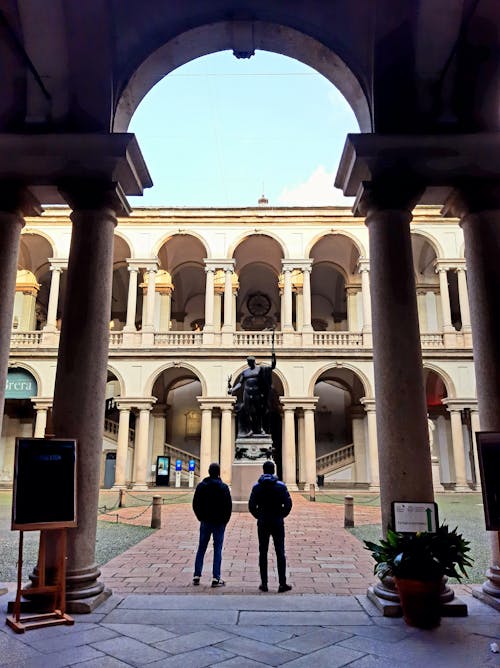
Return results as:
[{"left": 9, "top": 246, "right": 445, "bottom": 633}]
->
[
  {"left": 145, "top": 362, "right": 207, "bottom": 397},
  {"left": 308, "top": 362, "right": 372, "bottom": 398},
  {"left": 114, "top": 21, "right": 370, "bottom": 133}
]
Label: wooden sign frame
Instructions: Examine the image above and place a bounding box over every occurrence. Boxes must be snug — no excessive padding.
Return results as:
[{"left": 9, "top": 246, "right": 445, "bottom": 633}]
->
[{"left": 12, "top": 438, "right": 77, "bottom": 531}]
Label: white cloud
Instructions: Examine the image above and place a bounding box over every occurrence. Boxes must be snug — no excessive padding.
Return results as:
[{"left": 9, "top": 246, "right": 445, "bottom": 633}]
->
[{"left": 277, "top": 166, "right": 354, "bottom": 206}]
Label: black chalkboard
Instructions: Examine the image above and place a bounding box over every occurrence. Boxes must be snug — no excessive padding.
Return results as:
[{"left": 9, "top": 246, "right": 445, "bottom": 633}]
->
[
  {"left": 476, "top": 432, "right": 500, "bottom": 531},
  {"left": 12, "top": 438, "right": 77, "bottom": 530}
]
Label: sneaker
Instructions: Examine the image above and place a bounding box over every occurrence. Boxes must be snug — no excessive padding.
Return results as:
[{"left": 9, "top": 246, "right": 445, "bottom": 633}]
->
[
  {"left": 192, "top": 576, "right": 200, "bottom": 585},
  {"left": 259, "top": 584, "right": 268, "bottom": 592},
  {"left": 211, "top": 578, "right": 225, "bottom": 588},
  {"left": 278, "top": 583, "right": 292, "bottom": 593}
]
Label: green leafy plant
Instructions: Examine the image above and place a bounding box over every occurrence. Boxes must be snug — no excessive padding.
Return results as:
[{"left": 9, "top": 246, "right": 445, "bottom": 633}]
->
[{"left": 364, "top": 524, "right": 473, "bottom": 582}]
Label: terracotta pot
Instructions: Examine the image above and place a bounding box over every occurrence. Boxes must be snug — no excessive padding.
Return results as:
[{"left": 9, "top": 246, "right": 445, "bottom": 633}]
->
[{"left": 394, "top": 577, "right": 442, "bottom": 629}]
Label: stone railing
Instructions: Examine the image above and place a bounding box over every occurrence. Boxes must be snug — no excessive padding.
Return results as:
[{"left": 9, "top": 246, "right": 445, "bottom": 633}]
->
[
  {"left": 154, "top": 331, "right": 203, "bottom": 346},
  {"left": 10, "top": 331, "right": 43, "bottom": 346},
  {"left": 420, "top": 333, "right": 445, "bottom": 348},
  {"left": 163, "top": 442, "right": 200, "bottom": 474},
  {"left": 234, "top": 331, "right": 283, "bottom": 347},
  {"left": 9, "top": 329, "right": 465, "bottom": 351},
  {"left": 316, "top": 444, "right": 355, "bottom": 474},
  {"left": 312, "top": 332, "right": 363, "bottom": 347},
  {"left": 103, "top": 418, "right": 134, "bottom": 445}
]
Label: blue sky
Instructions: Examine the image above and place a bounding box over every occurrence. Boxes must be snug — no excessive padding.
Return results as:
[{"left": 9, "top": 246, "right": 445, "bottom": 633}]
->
[{"left": 128, "top": 50, "right": 359, "bottom": 208}]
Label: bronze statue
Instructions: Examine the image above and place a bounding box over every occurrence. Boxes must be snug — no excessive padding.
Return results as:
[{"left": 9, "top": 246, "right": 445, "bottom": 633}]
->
[{"left": 228, "top": 352, "right": 276, "bottom": 438}]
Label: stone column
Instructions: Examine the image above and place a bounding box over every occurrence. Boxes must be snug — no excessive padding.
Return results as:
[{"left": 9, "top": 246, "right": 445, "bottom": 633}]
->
[
  {"left": 346, "top": 287, "right": 359, "bottom": 331},
  {"left": 435, "top": 262, "right": 457, "bottom": 345},
  {"left": 131, "top": 400, "right": 155, "bottom": 490},
  {"left": 32, "top": 398, "right": 52, "bottom": 437},
  {"left": 113, "top": 404, "right": 131, "bottom": 489},
  {"left": 159, "top": 290, "right": 172, "bottom": 331},
  {"left": 281, "top": 264, "right": 294, "bottom": 332},
  {"left": 123, "top": 264, "right": 139, "bottom": 332},
  {"left": 0, "top": 190, "right": 33, "bottom": 430},
  {"left": 151, "top": 405, "right": 166, "bottom": 464},
  {"left": 444, "top": 186, "right": 500, "bottom": 604},
  {"left": 360, "top": 186, "right": 433, "bottom": 533},
  {"left": 211, "top": 411, "right": 221, "bottom": 462},
  {"left": 457, "top": 264, "right": 472, "bottom": 345},
  {"left": 198, "top": 402, "right": 213, "bottom": 478},
  {"left": 281, "top": 404, "right": 297, "bottom": 488},
  {"left": 44, "top": 262, "right": 63, "bottom": 331},
  {"left": 358, "top": 259, "right": 372, "bottom": 347},
  {"left": 48, "top": 182, "right": 124, "bottom": 610},
  {"left": 142, "top": 264, "right": 158, "bottom": 345},
  {"left": 203, "top": 263, "right": 215, "bottom": 343},
  {"left": 222, "top": 265, "right": 234, "bottom": 332},
  {"left": 220, "top": 399, "right": 235, "bottom": 483},
  {"left": 361, "top": 398, "right": 379, "bottom": 488},
  {"left": 303, "top": 400, "right": 318, "bottom": 487},
  {"left": 351, "top": 404, "right": 367, "bottom": 482},
  {"left": 297, "top": 410, "right": 306, "bottom": 485},
  {"left": 443, "top": 402, "right": 469, "bottom": 491},
  {"left": 302, "top": 265, "right": 313, "bottom": 332}
]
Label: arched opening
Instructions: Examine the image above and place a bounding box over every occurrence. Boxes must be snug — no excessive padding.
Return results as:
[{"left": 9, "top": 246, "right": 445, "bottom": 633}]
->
[
  {"left": 309, "top": 234, "right": 361, "bottom": 331},
  {"left": 110, "top": 235, "right": 133, "bottom": 332},
  {"left": 412, "top": 233, "right": 441, "bottom": 333},
  {"left": 234, "top": 234, "right": 283, "bottom": 331},
  {"left": 313, "top": 367, "right": 367, "bottom": 487},
  {"left": 100, "top": 371, "right": 122, "bottom": 488}
]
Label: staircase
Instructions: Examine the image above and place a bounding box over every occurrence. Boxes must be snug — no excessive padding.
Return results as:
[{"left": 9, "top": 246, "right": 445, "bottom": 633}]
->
[{"left": 316, "top": 443, "right": 355, "bottom": 475}]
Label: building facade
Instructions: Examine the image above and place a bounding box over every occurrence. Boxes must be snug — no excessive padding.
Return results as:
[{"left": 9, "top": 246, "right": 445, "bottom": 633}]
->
[{"left": 3, "top": 205, "right": 479, "bottom": 493}]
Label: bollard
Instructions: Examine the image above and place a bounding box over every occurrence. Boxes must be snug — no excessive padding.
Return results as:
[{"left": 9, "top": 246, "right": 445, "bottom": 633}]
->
[
  {"left": 344, "top": 495, "right": 354, "bottom": 528},
  {"left": 309, "top": 483, "right": 316, "bottom": 502},
  {"left": 151, "top": 495, "right": 162, "bottom": 529},
  {"left": 118, "top": 489, "right": 124, "bottom": 508}
]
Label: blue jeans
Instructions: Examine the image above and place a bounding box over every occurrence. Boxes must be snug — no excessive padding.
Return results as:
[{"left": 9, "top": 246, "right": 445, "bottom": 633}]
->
[{"left": 194, "top": 521, "right": 226, "bottom": 580}]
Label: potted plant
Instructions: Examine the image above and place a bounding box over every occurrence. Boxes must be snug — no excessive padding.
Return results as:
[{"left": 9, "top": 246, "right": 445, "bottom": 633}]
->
[{"left": 364, "top": 524, "right": 473, "bottom": 629}]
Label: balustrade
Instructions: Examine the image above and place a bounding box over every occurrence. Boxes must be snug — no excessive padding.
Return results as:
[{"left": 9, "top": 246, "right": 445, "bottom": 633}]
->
[{"left": 316, "top": 443, "right": 355, "bottom": 474}]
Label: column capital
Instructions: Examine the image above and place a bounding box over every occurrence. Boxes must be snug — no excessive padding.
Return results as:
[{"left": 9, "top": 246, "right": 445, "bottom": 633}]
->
[
  {"left": 119, "top": 397, "right": 156, "bottom": 411},
  {"left": 30, "top": 397, "right": 52, "bottom": 411},
  {"left": 282, "top": 259, "right": 312, "bottom": 273},
  {"left": 0, "top": 182, "right": 42, "bottom": 216},
  {"left": 357, "top": 257, "right": 370, "bottom": 273},
  {"left": 434, "top": 259, "right": 458, "bottom": 273},
  {"left": 127, "top": 258, "right": 159, "bottom": 272},
  {"left": 59, "top": 179, "right": 129, "bottom": 216},
  {"left": 360, "top": 397, "right": 376, "bottom": 412},
  {"left": 355, "top": 181, "right": 424, "bottom": 218},
  {"left": 443, "top": 182, "right": 500, "bottom": 219},
  {"left": 197, "top": 396, "right": 226, "bottom": 411},
  {"left": 49, "top": 258, "right": 68, "bottom": 272},
  {"left": 442, "top": 398, "right": 477, "bottom": 413},
  {"left": 204, "top": 258, "right": 235, "bottom": 272}
]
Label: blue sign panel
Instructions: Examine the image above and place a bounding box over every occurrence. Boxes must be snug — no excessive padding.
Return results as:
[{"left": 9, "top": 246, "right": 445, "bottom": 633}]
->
[
  {"left": 188, "top": 459, "right": 195, "bottom": 472},
  {"left": 175, "top": 459, "right": 182, "bottom": 471},
  {"left": 5, "top": 369, "right": 37, "bottom": 399}
]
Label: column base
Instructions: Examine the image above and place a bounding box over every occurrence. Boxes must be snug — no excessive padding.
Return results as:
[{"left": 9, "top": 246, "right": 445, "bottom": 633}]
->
[
  {"left": 362, "top": 330, "right": 372, "bottom": 347},
  {"left": 66, "top": 587, "right": 112, "bottom": 614},
  {"left": 221, "top": 330, "right": 234, "bottom": 346},
  {"left": 367, "top": 581, "right": 467, "bottom": 618},
  {"left": 202, "top": 330, "right": 215, "bottom": 345},
  {"left": 122, "top": 330, "right": 141, "bottom": 347},
  {"left": 141, "top": 330, "right": 154, "bottom": 346},
  {"left": 472, "top": 584, "right": 500, "bottom": 611},
  {"left": 131, "top": 484, "right": 149, "bottom": 491},
  {"left": 443, "top": 331, "right": 458, "bottom": 346},
  {"left": 302, "top": 331, "right": 313, "bottom": 346}
]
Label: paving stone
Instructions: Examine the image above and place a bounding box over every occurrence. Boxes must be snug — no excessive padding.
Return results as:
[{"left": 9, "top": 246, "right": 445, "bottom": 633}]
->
[
  {"left": 145, "top": 646, "right": 235, "bottom": 667},
  {"left": 215, "top": 658, "right": 270, "bottom": 667},
  {"left": 70, "top": 657, "right": 133, "bottom": 667},
  {"left": 21, "top": 626, "right": 118, "bottom": 653},
  {"left": 337, "top": 625, "right": 410, "bottom": 642},
  {"left": 346, "top": 655, "right": 409, "bottom": 668},
  {"left": 104, "top": 608, "right": 238, "bottom": 625},
  {"left": 216, "top": 636, "right": 301, "bottom": 665},
  {"left": 0, "top": 633, "right": 40, "bottom": 665},
  {"left": 155, "top": 628, "right": 233, "bottom": 653},
  {"left": 103, "top": 622, "right": 176, "bottom": 643},
  {"left": 276, "top": 644, "right": 365, "bottom": 667},
  {"left": 90, "top": 636, "right": 169, "bottom": 667},
  {"left": 9, "top": 645, "right": 104, "bottom": 668},
  {"left": 239, "top": 610, "right": 371, "bottom": 626},
  {"left": 215, "top": 624, "right": 295, "bottom": 643},
  {"left": 278, "top": 627, "right": 352, "bottom": 652}
]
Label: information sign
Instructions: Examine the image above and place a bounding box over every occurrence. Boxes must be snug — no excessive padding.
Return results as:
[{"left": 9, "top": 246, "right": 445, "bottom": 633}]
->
[
  {"left": 175, "top": 459, "right": 182, "bottom": 471},
  {"left": 12, "top": 438, "right": 77, "bottom": 530},
  {"left": 188, "top": 459, "right": 195, "bottom": 472},
  {"left": 392, "top": 501, "right": 438, "bottom": 533}
]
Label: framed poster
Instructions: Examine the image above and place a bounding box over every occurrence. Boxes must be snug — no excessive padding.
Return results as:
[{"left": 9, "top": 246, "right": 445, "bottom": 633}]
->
[
  {"left": 12, "top": 438, "right": 77, "bottom": 531},
  {"left": 392, "top": 501, "right": 438, "bottom": 533},
  {"left": 476, "top": 432, "right": 500, "bottom": 530}
]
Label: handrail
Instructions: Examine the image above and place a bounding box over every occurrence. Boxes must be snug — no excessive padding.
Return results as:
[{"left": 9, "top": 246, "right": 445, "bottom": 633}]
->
[{"left": 316, "top": 443, "right": 355, "bottom": 474}]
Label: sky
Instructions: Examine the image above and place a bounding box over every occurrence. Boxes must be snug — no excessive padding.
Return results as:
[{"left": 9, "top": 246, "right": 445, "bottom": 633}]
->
[{"left": 128, "top": 50, "right": 359, "bottom": 209}]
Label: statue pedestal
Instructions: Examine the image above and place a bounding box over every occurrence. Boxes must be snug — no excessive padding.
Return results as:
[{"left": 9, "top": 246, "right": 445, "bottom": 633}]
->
[{"left": 232, "top": 436, "right": 273, "bottom": 512}]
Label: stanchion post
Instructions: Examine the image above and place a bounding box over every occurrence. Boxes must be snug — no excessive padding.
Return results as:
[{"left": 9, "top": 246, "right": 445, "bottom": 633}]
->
[
  {"left": 309, "top": 483, "right": 315, "bottom": 502},
  {"left": 344, "top": 495, "right": 354, "bottom": 527},
  {"left": 151, "top": 495, "right": 162, "bottom": 529},
  {"left": 119, "top": 489, "right": 124, "bottom": 508}
]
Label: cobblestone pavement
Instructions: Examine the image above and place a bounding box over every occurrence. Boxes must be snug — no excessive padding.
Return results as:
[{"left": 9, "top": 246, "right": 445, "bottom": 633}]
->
[{"left": 99, "top": 494, "right": 380, "bottom": 595}]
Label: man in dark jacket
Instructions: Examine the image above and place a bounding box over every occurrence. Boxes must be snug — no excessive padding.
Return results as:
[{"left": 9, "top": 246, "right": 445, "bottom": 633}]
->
[
  {"left": 248, "top": 460, "right": 293, "bottom": 592},
  {"left": 192, "top": 462, "right": 232, "bottom": 587}
]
